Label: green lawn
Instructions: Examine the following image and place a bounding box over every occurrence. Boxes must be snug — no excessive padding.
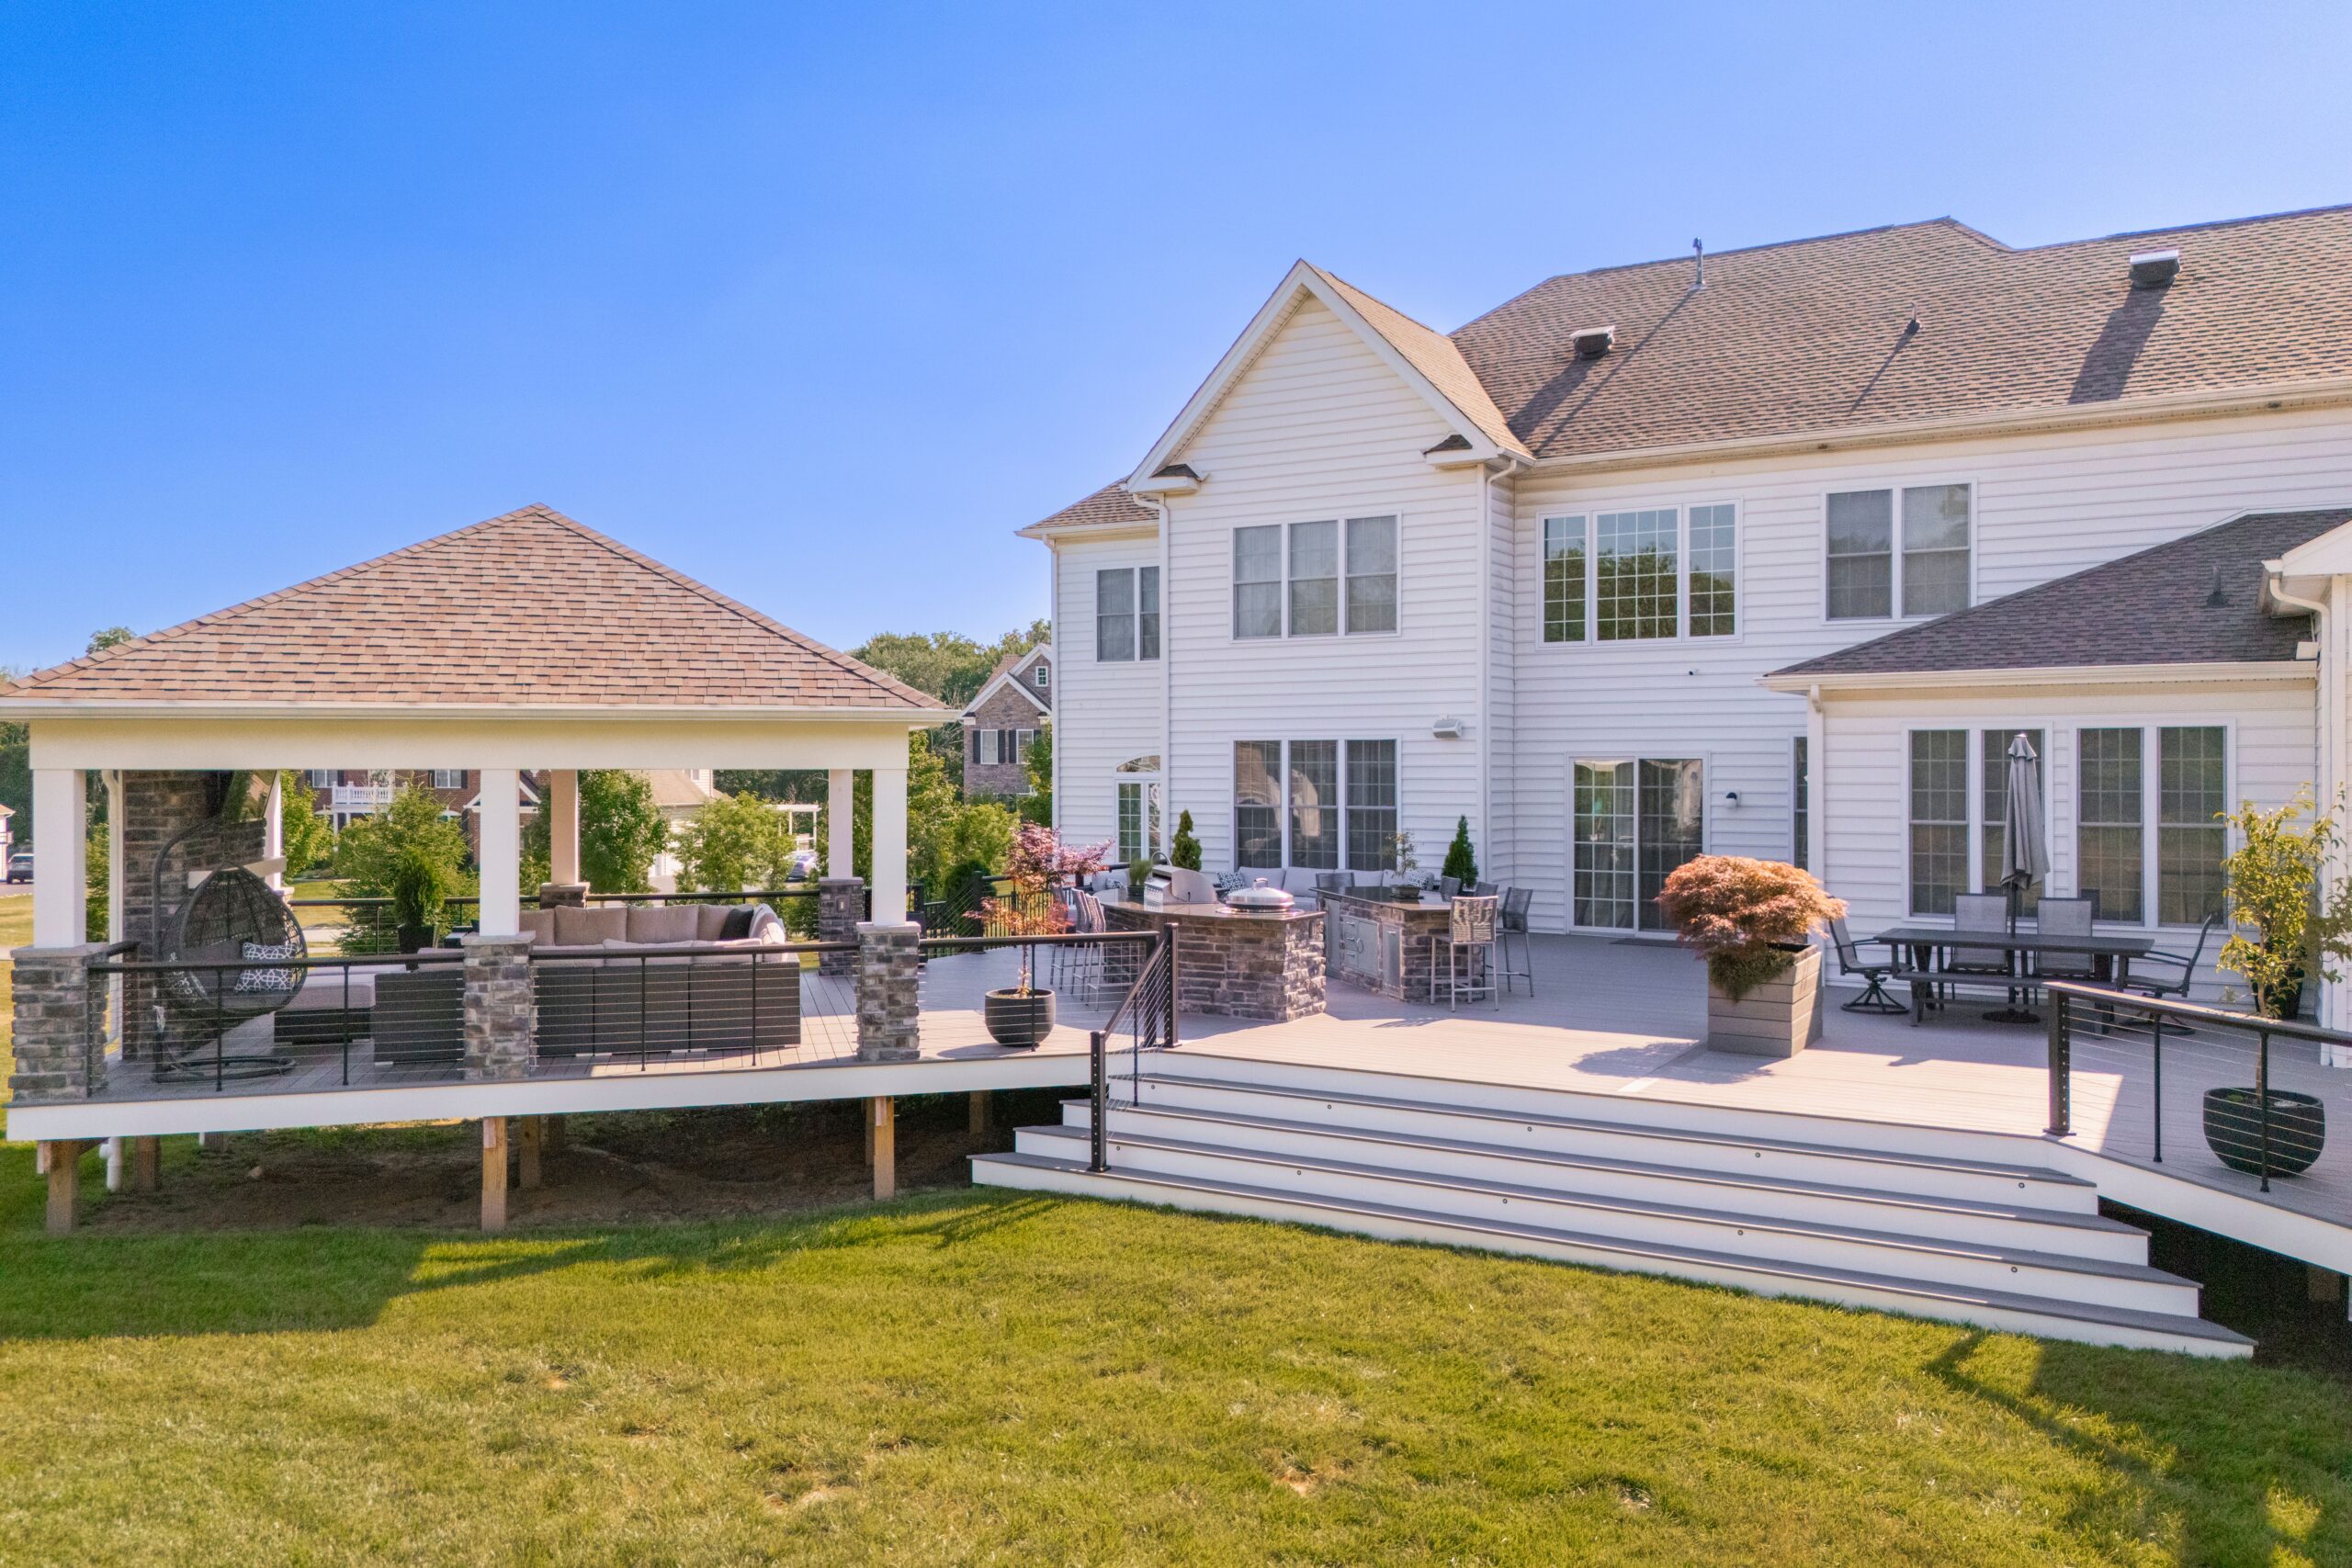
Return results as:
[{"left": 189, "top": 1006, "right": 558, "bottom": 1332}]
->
[{"left": 3, "top": 888, "right": 2350, "bottom": 1563}]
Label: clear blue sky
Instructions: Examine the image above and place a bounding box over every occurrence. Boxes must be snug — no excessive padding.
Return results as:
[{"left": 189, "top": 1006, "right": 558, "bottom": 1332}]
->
[{"left": 4, "top": 0, "right": 2348, "bottom": 673}]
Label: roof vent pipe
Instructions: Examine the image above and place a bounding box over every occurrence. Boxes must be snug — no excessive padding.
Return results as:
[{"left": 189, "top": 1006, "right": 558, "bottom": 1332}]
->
[
  {"left": 1571, "top": 326, "right": 1616, "bottom": 359},
  {"left": 2130, "top": 249, "right": 2179, "bottom": 289},
  {"left": 1692, "top": 237, "right": 1705, "bottom": 291}
]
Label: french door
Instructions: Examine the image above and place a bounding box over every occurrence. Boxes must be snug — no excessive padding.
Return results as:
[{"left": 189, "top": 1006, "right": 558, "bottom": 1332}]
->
[{"left": 1573, "top": 757, "right": 1702, "bottom": 931}]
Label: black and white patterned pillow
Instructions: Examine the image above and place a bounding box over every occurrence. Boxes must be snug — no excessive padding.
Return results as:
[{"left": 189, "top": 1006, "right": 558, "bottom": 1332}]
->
[{"left": 234, "top": 939, "right": 300, "bottom": 994}]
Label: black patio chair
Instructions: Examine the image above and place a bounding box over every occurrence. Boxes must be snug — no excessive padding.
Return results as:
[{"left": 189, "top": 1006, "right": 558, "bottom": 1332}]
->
[
  {"left": 1497, "top": 886, "right": 1534, "bottom": 997},
  {"left": 2124, "top": 913, "right": 2222, "bottom": 1030},
  {"left": 1827, "top": 916, "right": 1908, "bottom": 1015}
]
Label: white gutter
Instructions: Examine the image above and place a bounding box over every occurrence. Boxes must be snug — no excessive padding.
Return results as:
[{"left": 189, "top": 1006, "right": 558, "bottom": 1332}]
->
[
  {"left": 1476, "top": 457, "right": 1521, "bottom": 878},
  {"left": 2267, "top": 569, "right": 2346, "bottom": 1041},
  {"left": 0, "top": 700, "right": 963, "bottom": 724},
  {"left": 1758, "top": 660, "right": 2312, "bottom": 696}
]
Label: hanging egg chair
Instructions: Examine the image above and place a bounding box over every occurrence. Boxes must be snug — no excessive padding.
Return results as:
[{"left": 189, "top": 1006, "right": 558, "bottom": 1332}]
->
[{"left": 152, "top": 812, "right": 304, "bottom": 1079}]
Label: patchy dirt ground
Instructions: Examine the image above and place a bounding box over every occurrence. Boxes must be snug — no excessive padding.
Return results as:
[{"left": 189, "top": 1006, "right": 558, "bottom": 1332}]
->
[{"left": 81, "top": 1089, "right": 1073, "bottom": 1232}]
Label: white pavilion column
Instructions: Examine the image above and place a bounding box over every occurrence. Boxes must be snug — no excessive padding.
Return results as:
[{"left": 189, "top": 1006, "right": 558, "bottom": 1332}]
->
[
  {"left": 476, "top": 768, "right": 522, "bottom": 936},
  {"left": 827, "top": 768, "right": 854, "bottom": 879},
  {"left": 31, "top": 769, "right": 86, "bottom": 947},
  {"left": 263, "top": 771, "right": 285, "bottom": 890},
  {"left": 869, "top": 765, "right": 908, "bottom": 925},
  {"left": 548, "top": 769, "right": 581, "bottom": 886}
]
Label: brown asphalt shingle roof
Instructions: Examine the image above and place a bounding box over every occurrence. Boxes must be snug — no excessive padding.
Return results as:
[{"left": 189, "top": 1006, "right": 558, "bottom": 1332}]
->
[
  {"left": 0, "top": 505, "right": 940, "bottom": 710},
  {"left": 1309, "top": 264, "right": 1531, "bottom": 459},
  {"left": 1770, "top": 507, "right": 2352, "bottom": 681},
  {"left": 1023, "top": 480, "right": 1156, "bottom": 534},
  {"left": 1454, "top": 207, "right": 2352, "bottom": 460}
]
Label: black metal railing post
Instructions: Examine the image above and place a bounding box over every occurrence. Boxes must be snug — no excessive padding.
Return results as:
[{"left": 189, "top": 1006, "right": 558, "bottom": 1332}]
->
[
  {"left": 2149, "top": 1012, "right": 2164, "bottom": 1163},
  {"left": 2256, "top": 1027, "right": 2273, "bottom": 1194},
  {"left": 1089, "top": 1028, "right": 1109, "bottom": 1173},
  {"left": 2045, "top": 991, "right": 2071, "bottom": 1136}
]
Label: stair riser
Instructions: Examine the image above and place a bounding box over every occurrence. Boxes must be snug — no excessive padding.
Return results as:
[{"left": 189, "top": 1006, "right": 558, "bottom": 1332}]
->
[
  {"left": 1148, "top": 1055, "right": 2055, "bottom": 1168},
  {"left": 1034, "top": 1132, "right": 2194, "bottom": 1315},
  {"left": 1130, "top": 1079, "right": 2095, "bottom": 1213},
  {"left": 973, "top": 1157, "right": 2246, "bottom": 1359},
  {"left": 1068, "top": 1108, "right": 2145, "bottom": 1264}
]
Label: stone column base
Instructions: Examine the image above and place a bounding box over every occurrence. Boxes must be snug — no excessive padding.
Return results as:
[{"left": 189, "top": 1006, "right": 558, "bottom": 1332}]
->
[
  {"left": 854, "top": 922, "right": 920, "bottom": 1061},
  {"left": 819, "top": 878, "right": 865, "bottom": 976},
  {"left": 462, "top": 931, "right": 537, "bottom": 1081},
  {"left": 537, "top": 882, "right": 590, "bottom": 909},
  {"left": 8, "top": 943, "right": 111, "bottom": 1102}
]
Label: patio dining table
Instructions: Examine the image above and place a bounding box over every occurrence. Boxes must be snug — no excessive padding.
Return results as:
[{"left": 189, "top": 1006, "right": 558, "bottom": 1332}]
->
[{"left": 1870, "top": 923, "right": 2156, "bottom": 1025}]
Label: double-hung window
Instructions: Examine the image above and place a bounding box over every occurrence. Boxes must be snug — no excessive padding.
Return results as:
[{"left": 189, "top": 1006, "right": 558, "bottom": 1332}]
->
[
  {"left": 1235, "top": 516, "right": 1397, "bottom": 638},
  {"left": 1571, "top": 757, "right": 1702, "bottom": 931},
  {"left": 429, "top": 769, "right": 464, "bottom": 790},
  {"left": 1035, "top": 662, "right": 1050, "bottom": 693},
  {"left": 1826, "top": 483, "right": 1972, "bottom": 620},
  {"left": 1232, "top": 739, "right": 1399, "bottom": 870},
  {"left": 1095, "top": 568, "right": 1158, "bottom": 661},
  {"left": 307, "top": 769, "right": 336, "bottom": 789},
  {"left": 1543, "top": 505, "right": 1736, "bottom": 642},
  {"left": 1906, "top": 731, "right": 1970, "bottom": 916},
  {"left": 2075, "top": 726, "right": 2227, "bottom": 926},
  {"left": 2077, "top": 729, "right": 2146, "bottom": 923}
]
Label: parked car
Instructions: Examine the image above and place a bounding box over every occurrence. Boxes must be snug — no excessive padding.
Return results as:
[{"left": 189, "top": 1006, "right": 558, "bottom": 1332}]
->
[
  {"left": 784, "top": 848, "right": 819, "bottom": 882},
  {"left": 6, "top": 852, "right": 30, "bottom": 883}
]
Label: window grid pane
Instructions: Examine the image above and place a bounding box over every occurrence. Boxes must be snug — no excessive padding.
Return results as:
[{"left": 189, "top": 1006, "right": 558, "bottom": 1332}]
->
[
  {"left": 1116, "top": 783, "right": 1144, "bottom": 865},
  {"left": 1288, "top": 521, "right": 1339, "bottom": 637},
  {"left": 2158, "top": 727, "right": 2227, "bottom": 925},
  {"left": 1543, "top": 516, "right": 1587, "bottom": 643},
  {"left": 1234, "top": 528, "right": 1282, "bottom": 638},
  {"left": 1287, "top": 740, "right": 1339, "bottom": 869},
  {"left": 1096, "top": 568, "right": 1135, "bottom": 661},
  {"left": 2078, "top": 728, "right": 2145, "bottom": 923},
  {"left": 1345, "top": 740, "right": 1397, "bottom": 872},
  {"left": 1826, "top": 490, "right": 1894, "bottom": 619},
  {"left": 1345, "top": 516, "right": 1398, "bottom": 634},
  {"left": 1574, "top": 761, "right": 1635, "bottom": 929},
  {"left": 1900, "top": 484, "right": 1972, "bottom": 617},
  {"left": 1908, "top": 729, "right": 1968, "bottom": 916},
  {"left": 1235, "top": 741, "right": 1281, "bottom": 868},
  {"left": 1979, "top": 729, "right": 2046, "bottom": 916},
  {"left": 1635, "top": 760, "right": 1704, "bottom": 931},
  {"left": 1688, "top": 503, "right": 1736, "bottom": 637},
  {"left": 1596, "top": 509, "right": 1679, "bottom": 640},
  {"left": 1138, "top": 566, "right": 1161, "bottom": 660},
  {"left": 1792, "top": 736, "right": 1808, "bottom": 870}
]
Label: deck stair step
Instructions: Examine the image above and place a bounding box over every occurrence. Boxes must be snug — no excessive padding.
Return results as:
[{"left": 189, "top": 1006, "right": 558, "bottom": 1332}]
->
[
  {"left": 1123, "top": 1070, "right": 2099, "bottom": 1213},
  {"left": 1016, "top": 1122, "right": 2190, "bottom": 1313},
  {"left": 971, "top": 1148, "right": 2252, "bottom": 1359},
  {"left": 1056, "top": 1100, "right": 2149, "bottom": 1262}
]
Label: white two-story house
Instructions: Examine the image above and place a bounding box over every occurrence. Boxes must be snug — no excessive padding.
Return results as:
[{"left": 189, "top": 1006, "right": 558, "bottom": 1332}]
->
[{"left": 1023, "top": 207, "right": 2352, "bottom": 1016}]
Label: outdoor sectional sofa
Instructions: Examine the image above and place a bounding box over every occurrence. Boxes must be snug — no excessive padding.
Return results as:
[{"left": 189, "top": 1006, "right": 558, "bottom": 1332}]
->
[{"left": 349, "top": 902, "right": 800, "bottom": 1067}]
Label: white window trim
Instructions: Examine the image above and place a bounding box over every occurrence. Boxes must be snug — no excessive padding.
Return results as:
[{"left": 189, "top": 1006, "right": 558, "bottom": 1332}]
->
[
  {"left": 1227, "top": 516, "right": 1405, "bottom": 643},
  {"left": 1536, "top": 499, "right": 1744, "bottom": 648},
  {"left": 1562, "top": 750, "right": 1712, "bottom": 933},
  {"left": 1227, "top": 737, "right": 1406, "bottom": 872},
  {"left": 1114, "top": 767, "right": 1164, "bottom": 864},
  {"left": 1095, "top": 568, "right": 1138, "bottom": 663},
  {"left": 1818, "top": 478, "right": 1981, "bottom": 626},
  {"left": 2069, "top": 718, "right": 2237, "bottom": 932},
  {"left": 1790, "top": 735, "right": 1808, "bottom": 869}
]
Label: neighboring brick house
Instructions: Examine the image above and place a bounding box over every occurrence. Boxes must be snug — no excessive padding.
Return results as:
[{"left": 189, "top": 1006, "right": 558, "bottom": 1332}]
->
[
  {"left": 960, "top": 645, "right": 1049, "bottom": 796},
  {"left": 302, "top": 768, "right": 541, "bottom": 852}
]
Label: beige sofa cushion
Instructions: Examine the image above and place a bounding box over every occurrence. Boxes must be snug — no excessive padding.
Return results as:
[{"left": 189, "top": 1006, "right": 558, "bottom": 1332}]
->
[
  {"left": 519, "top": 908, "right": 558, "bottom": 945},
  {"left": 695, "top": 903, "right": 734, "bottom": 941},
  {"left": 555, "top": 905, "right": 627, "bottom": 946},
  {"left": 627, "top": 904, "right": 703, "bottom": 945}
]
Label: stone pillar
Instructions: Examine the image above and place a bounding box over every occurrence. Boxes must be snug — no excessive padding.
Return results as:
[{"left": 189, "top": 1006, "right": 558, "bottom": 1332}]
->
[
  {"left": 476, "top": 768, "right": 522, "bottom": 937},
  {"left": 819, "top": 877, "right": 864, "bottom": 976},
  {"left": 31, "top": 769, "right": 86, "bottom": 947},
  {"left": 8, "top": 943, "right": 110, "bottom": 1101},
  {"left": 548, "top": 769, "right": 582, "bottom": 887},
  {"left": 854, "top": 922, "right": 919, "bottom": 1061},
  {"left": 537, "top": 881, "right": 589, "bottom": 909},
  {"left": 462, "top": 931, "right": 536, "bottom": 1081}
]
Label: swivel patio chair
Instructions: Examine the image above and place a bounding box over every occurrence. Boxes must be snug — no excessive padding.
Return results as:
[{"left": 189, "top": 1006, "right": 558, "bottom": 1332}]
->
[
  {"left": 2122, "top": 913, "right": 2222, "bottom": 1031},
  {"left": 153, "top": 864, "right": 305, "bottom": 1080},
  {"left": 1826, "top": 916, "right": 1907, "bottom": 1015}
]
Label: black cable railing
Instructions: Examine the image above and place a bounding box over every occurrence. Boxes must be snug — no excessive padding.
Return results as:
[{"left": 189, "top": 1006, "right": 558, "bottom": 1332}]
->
[
  {"left": 1091, "top": 931, "right": 1177, "bottom": 1173},
  {"left": 289, "top": 886, "right": 826, "bottom": 953},
  {"left": 2046, "top": 981, "right": 2349, "bottom": 1196}
]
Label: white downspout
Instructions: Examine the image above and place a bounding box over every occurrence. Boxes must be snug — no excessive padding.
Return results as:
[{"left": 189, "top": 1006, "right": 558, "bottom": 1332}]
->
[
  {"left": 1476, "top": 457, "right": 1521, "bottom": 883},
  {"left": 1152, "top": 498, "right": 1172, "bottom": 859},
  {"left": 1805, "top": 683, "right": 1827, "bottom": 887},
  {"left": 1047, "top": 541, "right": 1062, "bottom": 831},
  {"left": 2268, "top": 570, "right": 2345, "bottom": 1045}
]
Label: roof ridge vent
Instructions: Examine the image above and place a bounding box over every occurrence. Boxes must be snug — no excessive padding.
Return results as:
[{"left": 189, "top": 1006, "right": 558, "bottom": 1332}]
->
[
  {"left": 1571, "top": 325, "right": 1616, "bottom": 359},
  {"left": 2129, "top": 249, "right": 2180, "bottom": 289}
]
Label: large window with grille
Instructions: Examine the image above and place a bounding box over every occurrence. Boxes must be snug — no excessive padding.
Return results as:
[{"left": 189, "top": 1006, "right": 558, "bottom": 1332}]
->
[
  {"left": 1908, "top": 729, "right": 1969, "bottom": 916},
  {"left": 1544, "top": 504, "right": 1735, "bottom": 643},
  {"left": 2077, "top": 728, "right": 2145, "bottom": 923},
  {"left": 1345, "top": 740, "right": 1398, "bottom": 871},
  {"left": 1235, "top": 741, "right": 1281, "bottom": 868},
  {"left": 2158, "top": 728, "right": 2227, "bottom": 925},
  {"left": 1826, "top": 483, "right": 1972, "bottom": 620},
  {"left": 1233, "top": 739, "right": 1400, "bottom": 871},
  {"left": 1572, "top": 757, "right": 1701, "bottom": 930},
  {"left": 1234, "top": 516, "right": 1398, "bottom": 639}
]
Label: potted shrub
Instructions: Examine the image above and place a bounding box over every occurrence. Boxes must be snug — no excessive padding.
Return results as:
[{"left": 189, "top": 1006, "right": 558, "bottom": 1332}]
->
[
  {"left": 389, "top": 845, "right": 455, "bottom": 957},
  {"left": 1170, "top": 811, "right": 1203, "bottom": 873},
  {"left": 978, "top": 825, "right": 1107, "bottom": 1048},
  {"left": 1657, "top": 856, "right": 1844, "bottom": 1057}
]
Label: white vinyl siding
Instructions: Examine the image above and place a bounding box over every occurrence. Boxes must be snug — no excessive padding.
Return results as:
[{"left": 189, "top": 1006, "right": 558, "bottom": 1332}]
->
[{"left": 1053, "top": 534, "right": 1161, "bottom": 853}]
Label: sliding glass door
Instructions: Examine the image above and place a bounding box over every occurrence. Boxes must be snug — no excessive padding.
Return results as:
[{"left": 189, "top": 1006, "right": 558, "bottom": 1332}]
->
[{"left": 1573, "top": 757, "right": 1702, "bottom": 931}]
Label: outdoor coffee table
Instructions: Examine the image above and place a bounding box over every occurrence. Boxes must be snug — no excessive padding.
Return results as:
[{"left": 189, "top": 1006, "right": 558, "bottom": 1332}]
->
[{"left": 1870, "top": 924, "right": 2155, "bottom": 1025}]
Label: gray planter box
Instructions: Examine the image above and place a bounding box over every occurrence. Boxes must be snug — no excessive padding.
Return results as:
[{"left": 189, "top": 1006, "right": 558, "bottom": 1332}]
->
[{"left": 1707, "top": 944, "right": 1824, "bottom": 1057}]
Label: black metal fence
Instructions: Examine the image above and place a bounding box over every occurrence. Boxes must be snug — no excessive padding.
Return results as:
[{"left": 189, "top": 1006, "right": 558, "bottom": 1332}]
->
[
  {"left": 1091, "top": 929, "right": 1176, "bottom": 1171},
  {"left": 2046, "top": 981, "right": 2351, "bottom": 1196},
  {"left": 289, "top": 885, "right": 830, "bottom": 954}
]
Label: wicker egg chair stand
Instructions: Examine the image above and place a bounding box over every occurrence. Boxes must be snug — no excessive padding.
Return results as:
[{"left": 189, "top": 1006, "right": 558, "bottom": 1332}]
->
[{"left": 151, "top": 815, "right": 303, "bottom": 1082}]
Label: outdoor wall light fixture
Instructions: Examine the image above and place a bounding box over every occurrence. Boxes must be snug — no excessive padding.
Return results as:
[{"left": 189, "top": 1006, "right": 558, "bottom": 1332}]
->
[{"left": 1430, "top": 716, "right": 1465, "bottom": 739}]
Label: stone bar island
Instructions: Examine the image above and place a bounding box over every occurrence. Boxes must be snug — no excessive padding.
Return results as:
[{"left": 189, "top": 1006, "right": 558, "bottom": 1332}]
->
[
  {"left": 1101, "top": 900, "right": 1326, "bottom": 1021},
  {"left": 1324, "top": 891, "right": 1457, "bottom": 1004}
]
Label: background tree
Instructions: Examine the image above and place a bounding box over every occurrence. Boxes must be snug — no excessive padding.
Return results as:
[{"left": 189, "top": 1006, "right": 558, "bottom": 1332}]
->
[
  {"left": 1170, "top": 809, "right": 1202, "bottom": 871},
  {"left": 83, "top": 816, "right": 107, "bottom": 941},
  {"left": 274, "top": 770, "right": 334, "bottom": 877},
  {"left": 0, "top": 631, "right": 135, "bottom": 841},
  {"left": 520, "top": 769, "right": 668, "bottom": 893},
  {"left": 334, "top": 787, "right": 476, "bottom": 948},
  {"left": 85, "top": 626, "right": 134, "bottom": 653},
  {"left": 1020, "top": 724, "right": 1053, "bottom": 825},
  {"left": 1442, "top": 817, "right": 1478, "bottom": 884},
  {"left": 674, "top": 792, "right": 797, "bottom": 892}
]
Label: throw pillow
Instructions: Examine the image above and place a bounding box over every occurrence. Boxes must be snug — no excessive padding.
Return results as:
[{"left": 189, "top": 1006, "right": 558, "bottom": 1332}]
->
[
  {"left": 236, "top": 938, "right": 300, "bottom": 993},
  {"left": 695, "top": 903, "right": 733, "bottom": 942},
  {"left": 718, "top": 905, "right": 757, "bottom": 941}
]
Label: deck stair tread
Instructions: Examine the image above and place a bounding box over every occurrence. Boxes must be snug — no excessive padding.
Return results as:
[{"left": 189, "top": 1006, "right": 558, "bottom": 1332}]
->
[
  {"left": 1131, "top": 1070, "right": 2094, "bottom": 1189},
  {"left": 1019, "top": 1122, "right": 2181, "bottom": 1285},
  {"left": 1056, "top": 1100, "right": 2143, "bottom": 1237},
  {"left": 974, "top": 1150, "right": 2251, "bottom": 1349}
]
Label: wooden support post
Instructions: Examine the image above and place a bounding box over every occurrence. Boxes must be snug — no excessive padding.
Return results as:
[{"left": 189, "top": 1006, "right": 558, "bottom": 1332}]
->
[
  {"left": 968, "top": 1090, "right": 991, "bottom": 1137},
  {"left": 198, "top": 1131, "right": 227, "bottom": 1153},
  {"left": 863, "top": 1099, "right": 875, "bottom": 1162},
  {"left": 518, "top": 1116, "right": 543, "bottom": 1190},
  {"left": 42, "top": 1141, "right": 85, "bottom": 1235},
  {"left": 481, "top": 1118, "right": 509, "bottom": 1233},
  {"left": 2309, "top": 1264, "right": 2346, "bottom": 1304},
  {"left": 870, "top": 1097, "right": 896, "bottom": 1201},
  {"left": 130, "top": 1136, "right": 161, "bottom": 1193}
]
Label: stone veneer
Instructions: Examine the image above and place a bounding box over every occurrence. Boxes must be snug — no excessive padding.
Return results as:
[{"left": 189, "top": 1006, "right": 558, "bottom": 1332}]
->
[
  {"left": 854, "top": 922, "right": 920, "bottom": 1060},
  {"left": 7, "top": 943, "right": 109, "bottom": 1103},
  {"left": 537, "top": 882, "right": 589, "bottom": 909},
  {"left": 818, "top": 878, "right": 864, "bottom": 976},
  {"left": 462, "top": 931, "right": 537, "bottom": 1081},
  {"left": 1103, "top": 903, "right": 1326, "bottom": 1021},
  {"left": 119, "top": 771, "right": 265, "bottom": 1060}
]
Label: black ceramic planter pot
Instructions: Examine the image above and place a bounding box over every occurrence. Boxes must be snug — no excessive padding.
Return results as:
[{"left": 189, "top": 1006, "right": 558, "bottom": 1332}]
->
[
  {"left": 984, "top": 988, "right": 1057, "bottom": 1048},
  {"left": 2202, "top": 1087, "right": 2325, "bottom": 1178}
]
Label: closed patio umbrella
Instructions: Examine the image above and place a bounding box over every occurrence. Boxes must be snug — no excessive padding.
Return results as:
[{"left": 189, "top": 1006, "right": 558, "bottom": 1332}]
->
[{"left": 1985, "top": 732, "right": 2051, "bottom": 1023}]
